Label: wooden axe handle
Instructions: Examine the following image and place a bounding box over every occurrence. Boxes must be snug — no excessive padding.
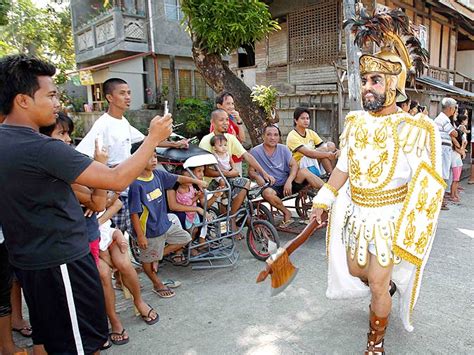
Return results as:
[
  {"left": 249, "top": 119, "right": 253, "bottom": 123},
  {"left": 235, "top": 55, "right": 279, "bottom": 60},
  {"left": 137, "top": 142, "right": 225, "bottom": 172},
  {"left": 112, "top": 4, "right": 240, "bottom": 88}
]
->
[{"left": 284, "top": 213, "right": 328, "bottom": 256}]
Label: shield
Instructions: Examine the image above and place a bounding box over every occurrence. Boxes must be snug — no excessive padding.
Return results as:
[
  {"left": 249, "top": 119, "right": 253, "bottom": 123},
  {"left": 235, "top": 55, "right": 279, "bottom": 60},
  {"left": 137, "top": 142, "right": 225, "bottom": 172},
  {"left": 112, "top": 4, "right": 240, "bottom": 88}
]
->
[{"left": 393, "top": 161, "right": 447, "bottom": 266}]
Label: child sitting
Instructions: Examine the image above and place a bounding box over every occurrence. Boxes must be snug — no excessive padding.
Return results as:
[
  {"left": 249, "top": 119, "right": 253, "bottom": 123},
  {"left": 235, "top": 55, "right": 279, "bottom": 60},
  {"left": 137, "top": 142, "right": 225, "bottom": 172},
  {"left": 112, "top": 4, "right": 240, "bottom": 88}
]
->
[
  {"left": 167, "top": 166, "right": 222, "bottom": 250},
  {"left": 128, "top": 143, "right": 207, "bottom": 298}
]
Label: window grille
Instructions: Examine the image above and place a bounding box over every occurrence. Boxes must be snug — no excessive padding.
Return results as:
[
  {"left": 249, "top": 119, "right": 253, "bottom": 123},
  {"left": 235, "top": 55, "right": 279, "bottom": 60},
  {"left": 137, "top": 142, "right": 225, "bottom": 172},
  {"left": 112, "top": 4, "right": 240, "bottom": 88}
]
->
[
  {"left": 194, "top": 72, "right": 207, "bottom": 99},
  {"left": 178, "top": 69, "right": 192, "bottom": 98},
  {"left": 288, "top": 1, "right": 340, "bottom": 65}
]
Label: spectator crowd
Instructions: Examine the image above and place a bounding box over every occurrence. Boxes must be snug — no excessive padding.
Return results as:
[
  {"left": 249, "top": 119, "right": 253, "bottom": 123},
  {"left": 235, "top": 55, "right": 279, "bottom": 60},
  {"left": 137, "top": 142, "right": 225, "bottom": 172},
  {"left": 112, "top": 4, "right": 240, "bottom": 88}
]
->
[{"left": 0, "top": 54, "right": 472, "bottom": 355}]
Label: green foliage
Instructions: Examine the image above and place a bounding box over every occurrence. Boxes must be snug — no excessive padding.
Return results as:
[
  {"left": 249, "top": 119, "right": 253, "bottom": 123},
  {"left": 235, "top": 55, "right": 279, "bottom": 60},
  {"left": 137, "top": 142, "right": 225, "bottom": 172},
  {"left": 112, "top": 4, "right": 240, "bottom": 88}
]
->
[
  {"left": 0, "top": 0, "right": 10, "bottom": 26},
  {"left": 174, "top": 98, "right": 214, "bottom": 139},
  {"left": 0, "top": 0, "right": 75, "bottom": 85},
  {"left": 250, "top": 85, "right": 278, "bottom": 116},
  {"left": 180, "top": 0, "right": 280, "bottom": 54}
]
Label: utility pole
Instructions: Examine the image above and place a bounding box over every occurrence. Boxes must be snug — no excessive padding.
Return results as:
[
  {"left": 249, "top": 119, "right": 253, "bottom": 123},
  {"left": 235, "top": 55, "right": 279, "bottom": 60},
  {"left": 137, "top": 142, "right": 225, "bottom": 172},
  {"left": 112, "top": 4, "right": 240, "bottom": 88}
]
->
[{"left": 343, "top": 0, "right": 362, "bottom": 111}]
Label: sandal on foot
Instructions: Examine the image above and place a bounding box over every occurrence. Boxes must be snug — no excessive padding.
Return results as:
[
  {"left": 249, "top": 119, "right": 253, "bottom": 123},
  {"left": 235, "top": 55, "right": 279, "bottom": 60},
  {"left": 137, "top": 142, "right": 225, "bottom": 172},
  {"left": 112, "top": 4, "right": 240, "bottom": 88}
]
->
[
  {"left": 279, "top": 219, "right": 295, "bottom": 228},
  {"left": 170, "top": 254, "right": 188, "bottom": 266},
  {"left": 109, "top": 329, "right": 129, "bottom": 345},
  {"left": 12, "top": 326, "right": 32, "bottom": 338},
  {"left": 152, "top": 287, "right": 176, "bottom": 298},
  {"left": 163, "top": 279, "right": 181, "bottom": 288},
  {"left": 100, "top": 340, "right": 112, "bottom": 350},
  {"left": 141, "top": 304, "right": 160, "bottom": 325}
]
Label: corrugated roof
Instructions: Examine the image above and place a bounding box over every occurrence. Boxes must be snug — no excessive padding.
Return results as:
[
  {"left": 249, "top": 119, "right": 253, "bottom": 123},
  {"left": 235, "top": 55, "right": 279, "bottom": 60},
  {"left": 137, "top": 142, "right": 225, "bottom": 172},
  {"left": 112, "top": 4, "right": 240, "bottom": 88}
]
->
[{"left": 416, "top": 76, "right": 474, "bottom": 99}]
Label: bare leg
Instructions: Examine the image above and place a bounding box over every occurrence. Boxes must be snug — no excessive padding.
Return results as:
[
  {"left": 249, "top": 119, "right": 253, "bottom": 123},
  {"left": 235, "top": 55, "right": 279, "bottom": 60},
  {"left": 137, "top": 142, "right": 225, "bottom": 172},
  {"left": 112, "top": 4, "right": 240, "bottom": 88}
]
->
[
  {"left": 0, "top": 314, "right": 24, "bottom": 355},
  {"left": 262, "top": 188, "right": 292, "bottom": 222},
  {"left": 230, "top": 181, "right": 250, "bottom": 238},
  {"left": 367, "top": 253, "right": 394, "bottom": 317},
  {"left": 141, "top": 262, "right": 172, "bottom": 295},
  {"left": 108, "top": 241, "right": 157, "bottom": 320},
  {"left": 294, "top": 168, "right": 324, "bottom": 188},
  {"left": 346, "top": 252, "right": 369, "bottom": 283},
  {"left": 10, "top": 281, "right": 31, "bottom": 336},
  {"left": 97, "top": 255, "right": 128, "bottom": 343}
]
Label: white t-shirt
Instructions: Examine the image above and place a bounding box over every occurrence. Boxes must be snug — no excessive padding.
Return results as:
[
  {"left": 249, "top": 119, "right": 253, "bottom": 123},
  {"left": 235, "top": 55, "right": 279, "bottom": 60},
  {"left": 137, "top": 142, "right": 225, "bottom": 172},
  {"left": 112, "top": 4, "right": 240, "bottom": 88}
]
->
[{"left": 76, "top": 112, "right": 144, "bottom": 166}]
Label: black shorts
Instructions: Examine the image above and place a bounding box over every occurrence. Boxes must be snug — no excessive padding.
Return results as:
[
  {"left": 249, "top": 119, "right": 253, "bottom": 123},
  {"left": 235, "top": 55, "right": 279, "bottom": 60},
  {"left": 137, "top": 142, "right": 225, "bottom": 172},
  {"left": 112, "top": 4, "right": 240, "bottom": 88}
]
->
[
  {"left": 15, "top": 254, "right": 108, "bottom": 354},
  {"left": 268, "top": 181, "right": 305, "bottom": 199},
  {"left": 0, "top": 243, "right": 12, "bottom": 317}
]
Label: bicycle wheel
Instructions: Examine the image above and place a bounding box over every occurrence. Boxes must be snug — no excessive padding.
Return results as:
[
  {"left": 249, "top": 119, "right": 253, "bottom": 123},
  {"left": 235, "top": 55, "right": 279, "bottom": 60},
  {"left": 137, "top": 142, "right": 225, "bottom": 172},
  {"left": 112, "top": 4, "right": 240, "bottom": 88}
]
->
[
  {"left": 295, "top": 192, "right": 313, "bottom": 220},
  {"left": 129, "top": 234, "right": 141, "bottom": 264},
  {"left": 246, "top": 220, "right": 279, "bottom": 261},
  {"left": 253, "top": 202, "right": 275, "bottom": 225}
]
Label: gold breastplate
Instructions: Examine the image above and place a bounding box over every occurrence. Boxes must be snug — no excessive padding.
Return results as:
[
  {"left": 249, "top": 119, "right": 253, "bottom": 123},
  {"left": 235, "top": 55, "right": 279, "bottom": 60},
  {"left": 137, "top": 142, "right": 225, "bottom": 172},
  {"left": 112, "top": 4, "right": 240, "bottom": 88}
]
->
[{"left": 346, "top": 113, "right": 399, "bottom": 191}]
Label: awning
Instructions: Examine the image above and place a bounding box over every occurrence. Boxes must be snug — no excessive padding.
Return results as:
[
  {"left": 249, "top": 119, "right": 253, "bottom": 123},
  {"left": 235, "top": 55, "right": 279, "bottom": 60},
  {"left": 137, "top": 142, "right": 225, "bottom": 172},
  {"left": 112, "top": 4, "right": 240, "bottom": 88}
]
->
[
  {"left": 68, "top": 51, "right": 152, "bottom": 75},
  {"left": 416, "top": 76, "right": 474, "bottom": 99}
]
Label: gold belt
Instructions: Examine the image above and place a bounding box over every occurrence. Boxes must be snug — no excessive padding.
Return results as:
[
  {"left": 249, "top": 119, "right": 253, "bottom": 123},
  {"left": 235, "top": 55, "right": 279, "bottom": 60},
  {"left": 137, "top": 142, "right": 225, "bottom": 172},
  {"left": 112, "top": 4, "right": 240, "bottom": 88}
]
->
[{"left": 351, "top": 184, "right": 408, "bottom": 208}]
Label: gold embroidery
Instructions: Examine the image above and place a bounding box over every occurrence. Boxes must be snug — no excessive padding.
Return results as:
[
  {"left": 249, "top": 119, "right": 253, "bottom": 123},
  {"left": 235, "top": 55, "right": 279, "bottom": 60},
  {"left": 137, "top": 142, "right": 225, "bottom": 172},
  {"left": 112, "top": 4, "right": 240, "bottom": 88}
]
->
[
  {"left": 426, "top": 189, "right": 443, "bottom": 220},
  {"left": 348, "top": 148, "right": 362, "bottom": 182},
  {"left": 355, "top": 125, "right": 369, "bottom": 149},
  {"left": 414, "top": 222, "right": 432, "bottom": 255},
  {"left": 312, "top": 203, "right": 329, "bottom": 211},
  {"left": 415, "top": 177, "right": 428, "bottom": 213},
  {"left": 324, "top": 183, "right": 339, "bottom": 197},
  {"left": 373, "top": 121, "right": 388, "bottom": 149},
  {"left": 403, "top": 210, "right": 416, "bottom": 248},
  {"left": 366, "top": 151, "right": 389, "bottom": 184},
  {"left": 351, "top": 184, "right": 408, "bottom": 207}
]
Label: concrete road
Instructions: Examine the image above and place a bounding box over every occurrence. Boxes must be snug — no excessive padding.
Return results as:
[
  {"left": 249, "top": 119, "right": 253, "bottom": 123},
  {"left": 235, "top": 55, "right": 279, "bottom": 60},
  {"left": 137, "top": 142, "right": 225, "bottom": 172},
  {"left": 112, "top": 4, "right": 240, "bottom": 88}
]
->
[{"left": 15, "top": 182, "right": 473, "bottom": 354}]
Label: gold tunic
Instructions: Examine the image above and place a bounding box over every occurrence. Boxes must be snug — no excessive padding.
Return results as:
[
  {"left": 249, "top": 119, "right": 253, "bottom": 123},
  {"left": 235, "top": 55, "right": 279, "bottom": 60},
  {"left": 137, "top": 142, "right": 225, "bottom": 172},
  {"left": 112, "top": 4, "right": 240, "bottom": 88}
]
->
[{"left": 337, "top": 110, "right": 438, "bottom": 267}]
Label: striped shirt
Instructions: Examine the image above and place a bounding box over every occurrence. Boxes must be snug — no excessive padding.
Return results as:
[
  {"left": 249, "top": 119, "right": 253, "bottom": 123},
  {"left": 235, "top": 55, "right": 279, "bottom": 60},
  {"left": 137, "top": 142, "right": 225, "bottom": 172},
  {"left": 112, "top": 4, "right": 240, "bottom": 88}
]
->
[{"left": 434, "top": 112, "right": 455, "bottom": 146}]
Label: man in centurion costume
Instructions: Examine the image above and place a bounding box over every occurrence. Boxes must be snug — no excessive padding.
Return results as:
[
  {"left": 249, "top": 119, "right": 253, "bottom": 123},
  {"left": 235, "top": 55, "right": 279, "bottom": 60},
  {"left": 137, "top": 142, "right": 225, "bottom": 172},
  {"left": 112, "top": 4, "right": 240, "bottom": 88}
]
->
[{"left": 310, "top": 9, "right": 445, "bottom": 355}]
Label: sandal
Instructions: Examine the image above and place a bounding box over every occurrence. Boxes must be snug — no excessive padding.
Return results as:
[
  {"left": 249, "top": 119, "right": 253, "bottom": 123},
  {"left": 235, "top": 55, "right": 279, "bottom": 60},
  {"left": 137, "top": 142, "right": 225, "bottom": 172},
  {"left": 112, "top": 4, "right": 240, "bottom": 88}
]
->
[
  {"left": 152, "top": 287, "right": 176, "bottom": 298},
  {"left": 279, "top": 219, "right": 295, "bottom": 228},
  {"left": 12, "top": 326, "right": 32, "bottom": 338},
  {"left": 109, "top": 329, "right": 129, "bottom": 345},
  {"left": 170, "top": 254, "right": 188, "bottom": 266},
  {"left": 163, "top": 279, "right": 181, "bottom": 288},
  {"left": 141, "top": 304, "right": 160, "bottom": 325},
  {"left": 100, "top": 340, "right": 112, "bottom": 350}
]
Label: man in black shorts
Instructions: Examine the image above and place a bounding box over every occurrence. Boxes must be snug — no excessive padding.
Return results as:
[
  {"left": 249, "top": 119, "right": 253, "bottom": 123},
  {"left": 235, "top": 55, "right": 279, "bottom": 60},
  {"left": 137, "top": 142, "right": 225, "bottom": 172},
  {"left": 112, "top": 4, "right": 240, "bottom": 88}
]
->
[
  {"left": 0, "top": 55, "right": 173, "bottom": 354},
  {"left": 249, "top": 125, "right": 324, "bottom": 226}
]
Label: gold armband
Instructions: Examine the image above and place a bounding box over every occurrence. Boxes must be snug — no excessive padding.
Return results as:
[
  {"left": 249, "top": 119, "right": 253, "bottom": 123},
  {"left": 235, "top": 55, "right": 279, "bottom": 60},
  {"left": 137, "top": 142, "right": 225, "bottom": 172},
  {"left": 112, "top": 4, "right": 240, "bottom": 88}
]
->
[{"left": 312, "top": 203, "right": 329, "bottom": 211}]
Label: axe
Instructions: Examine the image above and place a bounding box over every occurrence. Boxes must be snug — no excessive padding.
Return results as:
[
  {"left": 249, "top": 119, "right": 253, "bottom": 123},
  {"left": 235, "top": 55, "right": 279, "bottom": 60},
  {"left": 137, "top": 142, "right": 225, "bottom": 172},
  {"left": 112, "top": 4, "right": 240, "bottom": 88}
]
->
[{"left": 256, "top": 213, "right": 328, "bottom": 296}]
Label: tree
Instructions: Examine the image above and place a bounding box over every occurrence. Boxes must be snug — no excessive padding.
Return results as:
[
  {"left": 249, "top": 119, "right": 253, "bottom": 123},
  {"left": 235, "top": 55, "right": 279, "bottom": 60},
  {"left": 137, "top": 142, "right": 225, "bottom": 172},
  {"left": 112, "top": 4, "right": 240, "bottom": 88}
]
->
[
  {"left": 180, "top": 0, "right": 280, "bottom": 145},
  {"left": 0, "top": 0, "right": 75, "bottom": 84}
]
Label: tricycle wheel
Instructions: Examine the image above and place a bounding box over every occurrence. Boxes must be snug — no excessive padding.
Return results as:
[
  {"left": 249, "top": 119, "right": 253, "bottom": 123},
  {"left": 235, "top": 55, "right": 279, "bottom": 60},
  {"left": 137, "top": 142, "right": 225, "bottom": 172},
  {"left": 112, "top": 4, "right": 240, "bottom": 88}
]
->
[{"left": 246, "top": 220, "right": 279, "bottom": 261}]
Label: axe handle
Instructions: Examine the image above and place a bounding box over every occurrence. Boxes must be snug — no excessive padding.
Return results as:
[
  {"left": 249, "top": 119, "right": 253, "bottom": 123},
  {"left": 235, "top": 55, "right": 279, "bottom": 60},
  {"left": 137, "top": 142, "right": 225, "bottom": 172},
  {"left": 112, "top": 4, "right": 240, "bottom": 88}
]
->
[{"left": 284, "top": 213, "right": 328, "bottom": 256}]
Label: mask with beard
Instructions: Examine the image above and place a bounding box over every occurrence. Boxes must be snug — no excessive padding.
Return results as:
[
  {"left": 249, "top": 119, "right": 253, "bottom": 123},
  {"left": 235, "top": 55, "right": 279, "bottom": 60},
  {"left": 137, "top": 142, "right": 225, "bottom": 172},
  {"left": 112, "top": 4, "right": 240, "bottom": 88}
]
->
[{"left": 362, "top": 90, "right": 386, "bottom": 112}]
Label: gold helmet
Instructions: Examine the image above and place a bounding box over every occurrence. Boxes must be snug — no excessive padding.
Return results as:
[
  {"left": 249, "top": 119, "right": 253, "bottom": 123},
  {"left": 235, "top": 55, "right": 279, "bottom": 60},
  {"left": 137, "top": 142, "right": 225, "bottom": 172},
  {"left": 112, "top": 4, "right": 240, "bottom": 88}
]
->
[{"left": 345, "top": 8, "right": 429, "bottom": 107}]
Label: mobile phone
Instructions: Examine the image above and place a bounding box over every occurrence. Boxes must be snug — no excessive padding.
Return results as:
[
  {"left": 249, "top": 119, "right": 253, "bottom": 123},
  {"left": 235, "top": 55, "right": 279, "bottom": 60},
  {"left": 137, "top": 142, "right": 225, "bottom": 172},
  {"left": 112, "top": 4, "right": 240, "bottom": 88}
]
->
[{"left": 164, "top": 100, "right": 169, "bottom": 115}]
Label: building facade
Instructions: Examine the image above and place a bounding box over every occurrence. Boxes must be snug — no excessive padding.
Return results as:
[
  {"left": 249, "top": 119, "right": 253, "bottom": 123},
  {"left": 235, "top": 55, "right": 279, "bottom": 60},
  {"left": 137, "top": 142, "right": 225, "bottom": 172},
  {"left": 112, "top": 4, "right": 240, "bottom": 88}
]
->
[
  {"left": 229, "top": 0, "right": 474, "bottom": 142},
  {"left": 70, "top": 0, "right": 214, "bottom": 111}
]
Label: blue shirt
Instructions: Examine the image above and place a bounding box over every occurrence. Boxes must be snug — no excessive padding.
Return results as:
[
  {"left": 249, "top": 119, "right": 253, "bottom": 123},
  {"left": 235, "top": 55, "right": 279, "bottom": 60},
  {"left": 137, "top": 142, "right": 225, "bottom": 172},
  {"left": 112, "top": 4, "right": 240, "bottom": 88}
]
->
[
  {"left": 250, "top": 144, "right": 292, "bottom": 186},
  {"left": 128, "top": 170, "right": 178, "bottom": 238}
]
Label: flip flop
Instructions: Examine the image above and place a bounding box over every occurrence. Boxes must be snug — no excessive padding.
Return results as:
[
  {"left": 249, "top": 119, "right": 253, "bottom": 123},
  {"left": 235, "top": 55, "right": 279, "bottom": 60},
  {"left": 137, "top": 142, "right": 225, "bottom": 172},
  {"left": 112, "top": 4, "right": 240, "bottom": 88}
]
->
[
  {"left": 163, "top": 279, "right": 181, "bottom": 288},
  {"left": 279, "top": 219, "right": 295, "bottom": 228},
  {"left": 12, "top": 326, "right": 32, "bottom": 338},
  {"left": 170, "top": 254, "right": 188, "bottom": 266},
  {"left": 152, "top": 287, "right": 176, "bottom": 298},
  {"left": 109, "top": 329, "right": 129, "bottom": 346},
  {"left": 141, "top": 304, "right": 160, "bottom": 325},
  {"left": 100, "top": 340, "right": 112, "bottom": 350}
]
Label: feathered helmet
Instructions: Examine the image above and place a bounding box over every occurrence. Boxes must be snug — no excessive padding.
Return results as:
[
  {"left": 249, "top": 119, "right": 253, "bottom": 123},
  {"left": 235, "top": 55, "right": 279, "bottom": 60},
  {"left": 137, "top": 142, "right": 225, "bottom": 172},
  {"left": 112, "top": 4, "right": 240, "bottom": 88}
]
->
[{"left": 344, "top": 8, "right": 429, "bottom": 107}]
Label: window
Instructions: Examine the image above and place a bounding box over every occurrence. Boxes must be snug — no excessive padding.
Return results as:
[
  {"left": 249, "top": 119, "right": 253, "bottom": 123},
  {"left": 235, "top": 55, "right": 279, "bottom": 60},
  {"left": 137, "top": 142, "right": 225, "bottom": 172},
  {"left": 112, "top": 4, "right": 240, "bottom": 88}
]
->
[
  {"left": 165, "top": 0, "right": 183, "bottom": 21},
  {"left": 161, "top": 68, "right": 170, "bottom": 92},
  {"left": 178, "top": 69, "right": 192, "bottom": 98},
  {"left": 194, "top": 71, "right": 207, "bottom": 99},
  {"left": 288, "top": 2, "right": 339, "bottom": 65}
]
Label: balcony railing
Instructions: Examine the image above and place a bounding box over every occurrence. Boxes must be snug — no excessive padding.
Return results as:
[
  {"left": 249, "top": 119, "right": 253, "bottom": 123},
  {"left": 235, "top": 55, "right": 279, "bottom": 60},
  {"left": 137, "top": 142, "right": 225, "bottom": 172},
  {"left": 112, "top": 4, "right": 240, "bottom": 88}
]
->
[
  {"left": 74, "top": 7, "right": 148, "bottom": 63},
  {"left": 427, "top": 65, "right": 473, "bottom": 92}
]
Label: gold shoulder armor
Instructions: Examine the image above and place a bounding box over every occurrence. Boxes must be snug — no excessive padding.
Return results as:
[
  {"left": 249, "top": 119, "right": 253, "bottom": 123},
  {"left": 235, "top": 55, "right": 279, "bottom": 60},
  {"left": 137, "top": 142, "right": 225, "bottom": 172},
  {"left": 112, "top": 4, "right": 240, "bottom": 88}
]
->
[{"left": 396, "top": 113, "right": 437, "bottom": 166}]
